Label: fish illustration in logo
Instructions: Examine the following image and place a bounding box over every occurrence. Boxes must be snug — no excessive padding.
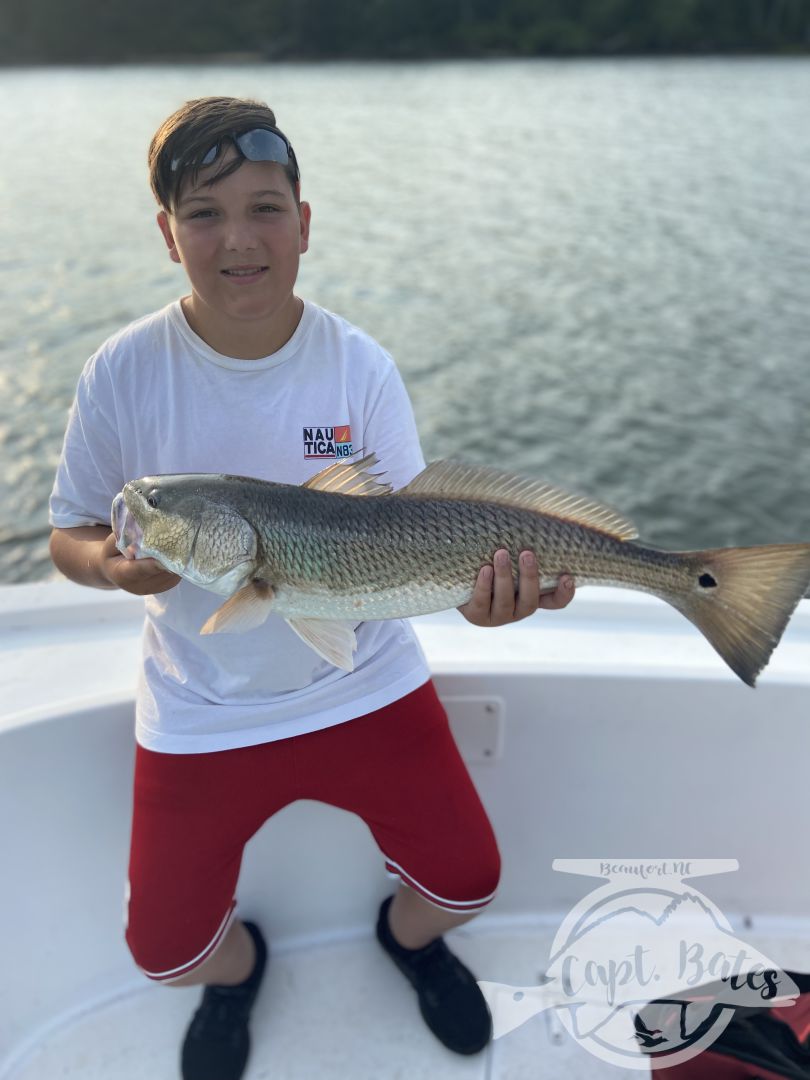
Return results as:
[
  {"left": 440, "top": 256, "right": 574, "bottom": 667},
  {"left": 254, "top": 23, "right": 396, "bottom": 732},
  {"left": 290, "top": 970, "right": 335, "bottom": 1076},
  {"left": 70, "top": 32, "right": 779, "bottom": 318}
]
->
[{"left": 477, "top": 861, "right": 799, "bottom": 1070}]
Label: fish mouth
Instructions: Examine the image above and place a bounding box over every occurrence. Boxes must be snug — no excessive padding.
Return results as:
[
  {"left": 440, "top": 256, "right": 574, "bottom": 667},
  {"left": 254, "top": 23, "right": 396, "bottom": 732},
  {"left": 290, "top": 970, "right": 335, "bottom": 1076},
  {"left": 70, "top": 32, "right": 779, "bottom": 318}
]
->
[{"left": 111, "top": 492, "right": 144, "bottom": 560}]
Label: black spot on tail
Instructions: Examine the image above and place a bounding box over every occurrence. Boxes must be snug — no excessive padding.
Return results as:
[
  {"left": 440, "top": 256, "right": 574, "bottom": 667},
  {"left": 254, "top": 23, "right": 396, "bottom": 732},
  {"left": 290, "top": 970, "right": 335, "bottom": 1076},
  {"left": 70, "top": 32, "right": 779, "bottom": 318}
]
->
[{"left": 699, "top": 572, "right": 717, "bottom": 589}]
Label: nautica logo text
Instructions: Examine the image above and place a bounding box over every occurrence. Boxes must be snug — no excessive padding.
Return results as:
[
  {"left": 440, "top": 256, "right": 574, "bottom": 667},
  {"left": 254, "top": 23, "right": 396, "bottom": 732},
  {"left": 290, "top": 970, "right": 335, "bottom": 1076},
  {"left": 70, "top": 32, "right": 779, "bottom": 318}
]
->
[{"left": 303, "top": 425, "right": 353, "bottom": 459}]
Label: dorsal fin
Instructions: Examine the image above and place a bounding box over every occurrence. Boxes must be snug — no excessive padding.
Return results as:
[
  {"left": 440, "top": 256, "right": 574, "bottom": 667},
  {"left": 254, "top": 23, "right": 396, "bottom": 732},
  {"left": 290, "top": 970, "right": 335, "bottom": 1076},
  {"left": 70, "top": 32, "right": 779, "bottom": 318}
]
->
[
  {"left": 397, "top": 460, "right": 638, "bottom": 541},
  {"left": 302, "top": 452, "right": 392, "bottom": 496}
]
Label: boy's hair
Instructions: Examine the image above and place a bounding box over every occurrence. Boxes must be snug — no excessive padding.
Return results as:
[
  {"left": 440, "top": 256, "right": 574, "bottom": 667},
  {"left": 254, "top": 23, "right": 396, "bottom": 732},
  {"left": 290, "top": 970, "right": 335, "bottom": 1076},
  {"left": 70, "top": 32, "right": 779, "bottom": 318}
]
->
[{"left": 148, "top": 96, "right": 299, "bottom": 213}]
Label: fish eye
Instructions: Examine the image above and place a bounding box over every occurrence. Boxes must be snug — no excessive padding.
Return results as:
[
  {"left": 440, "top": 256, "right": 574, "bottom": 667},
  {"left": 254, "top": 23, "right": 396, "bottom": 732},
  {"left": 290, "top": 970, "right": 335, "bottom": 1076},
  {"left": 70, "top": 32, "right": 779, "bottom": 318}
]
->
[{"left": 147, "top": 494, "right": 159, "bottom": 509}]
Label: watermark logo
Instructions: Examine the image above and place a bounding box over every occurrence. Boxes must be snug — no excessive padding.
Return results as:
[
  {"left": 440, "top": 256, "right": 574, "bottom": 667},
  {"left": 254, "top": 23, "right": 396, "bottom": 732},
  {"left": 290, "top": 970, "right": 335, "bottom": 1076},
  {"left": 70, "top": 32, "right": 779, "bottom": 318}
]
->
[{"left": 478, "top": 859, "right": 798, "bottom": 1069}]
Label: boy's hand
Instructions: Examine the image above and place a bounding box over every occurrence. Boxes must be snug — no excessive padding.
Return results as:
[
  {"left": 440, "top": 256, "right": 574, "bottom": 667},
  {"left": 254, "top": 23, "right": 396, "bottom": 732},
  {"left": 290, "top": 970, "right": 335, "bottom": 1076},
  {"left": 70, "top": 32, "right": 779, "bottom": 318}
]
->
[
  {"left": 458, "top": 549, "right": 575, "bottom": 627},
  {"left": 99, "top": 531, "right": 182, "bottom": 595}
]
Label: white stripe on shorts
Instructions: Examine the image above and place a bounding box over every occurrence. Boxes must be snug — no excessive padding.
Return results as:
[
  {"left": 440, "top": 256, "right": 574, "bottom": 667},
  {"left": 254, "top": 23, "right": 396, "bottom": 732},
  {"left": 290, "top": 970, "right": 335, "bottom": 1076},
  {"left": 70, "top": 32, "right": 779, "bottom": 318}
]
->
[
  {"left": 384, "top": 857, "right": 498, "bottom": 911},
  {"left": 140, "top": 900, "right": 237, "bottom": 981}
]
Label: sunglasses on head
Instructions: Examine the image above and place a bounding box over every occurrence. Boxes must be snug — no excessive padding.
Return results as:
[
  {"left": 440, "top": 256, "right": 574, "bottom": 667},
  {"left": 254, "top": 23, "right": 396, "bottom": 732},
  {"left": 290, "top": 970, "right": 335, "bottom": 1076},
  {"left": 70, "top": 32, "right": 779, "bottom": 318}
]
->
[{"left": 170, "top": 126, "right": 300, "bottom": 181}]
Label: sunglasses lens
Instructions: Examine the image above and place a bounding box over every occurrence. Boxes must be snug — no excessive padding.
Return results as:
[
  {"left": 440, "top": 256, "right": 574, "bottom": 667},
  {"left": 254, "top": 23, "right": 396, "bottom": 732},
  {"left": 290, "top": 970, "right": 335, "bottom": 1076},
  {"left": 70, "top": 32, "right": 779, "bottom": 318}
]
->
[
  {"left": 236, "top": 128, "right": 290, "bottom": 164},
  {"left": 170, "top": 128, "right": 298, "bottom": 177},
  {"left": 200, "top": 143, "right": 219, "bottom": 166},
  {"left": 169, "top": 142, "right": 219, "bottom": 172}
]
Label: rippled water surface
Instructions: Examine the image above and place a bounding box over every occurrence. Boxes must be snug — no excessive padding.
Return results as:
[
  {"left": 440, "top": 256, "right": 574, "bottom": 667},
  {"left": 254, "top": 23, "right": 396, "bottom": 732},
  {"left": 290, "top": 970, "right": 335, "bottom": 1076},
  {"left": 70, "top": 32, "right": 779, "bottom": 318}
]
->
[{"left": 1, "top": 58, "right": 809, "bottom": 583}]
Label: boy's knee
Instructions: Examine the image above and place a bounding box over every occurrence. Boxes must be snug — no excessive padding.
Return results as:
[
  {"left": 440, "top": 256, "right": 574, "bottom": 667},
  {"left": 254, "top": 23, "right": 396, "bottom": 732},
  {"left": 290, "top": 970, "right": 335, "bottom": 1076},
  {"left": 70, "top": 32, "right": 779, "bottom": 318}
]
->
[
  {"left": 403, "top": 832, "right": 502, "bottom": 913},
  {"left": 456, "top": 803, "right": 502, "bottom": 905},
  {"left": 460, "top": 820, "right": 501, "bottom": 899},
  {"left": 124, "top": 915, "right": 223, "bottom": 984},
  {"left": 487, "top": 843, "right": 502, "bottom": 894},
  {"left": 124, "top": 924, "right": 175, "bottom": 982},
  {"left": 467, "top": 841, "right": 502, "bottom": 907},
  {"left": 125, "top": 925, "right": 207, "bottom": 983}
]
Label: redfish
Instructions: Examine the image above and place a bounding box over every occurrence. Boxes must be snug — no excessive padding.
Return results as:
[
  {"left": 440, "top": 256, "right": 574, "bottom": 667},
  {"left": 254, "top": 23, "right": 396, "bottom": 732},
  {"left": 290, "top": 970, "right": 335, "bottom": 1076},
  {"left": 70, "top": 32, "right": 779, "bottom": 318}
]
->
[{"left": 111, "top": 454, "right": 810, "bottom": 685}]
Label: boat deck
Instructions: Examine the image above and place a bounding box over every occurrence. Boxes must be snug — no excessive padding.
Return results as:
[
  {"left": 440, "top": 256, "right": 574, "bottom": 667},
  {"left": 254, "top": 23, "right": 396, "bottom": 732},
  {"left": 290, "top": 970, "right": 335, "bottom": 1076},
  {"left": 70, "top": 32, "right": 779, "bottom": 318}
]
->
[
  {"left": 10, "top": 919, "right": 810, "bottom": 1079},
  {"left": 7, "top": 922, "right": 640, "bottom": 1079},
  {"left": 3, "top": 582, "right": 810, "bottom": 1078}
]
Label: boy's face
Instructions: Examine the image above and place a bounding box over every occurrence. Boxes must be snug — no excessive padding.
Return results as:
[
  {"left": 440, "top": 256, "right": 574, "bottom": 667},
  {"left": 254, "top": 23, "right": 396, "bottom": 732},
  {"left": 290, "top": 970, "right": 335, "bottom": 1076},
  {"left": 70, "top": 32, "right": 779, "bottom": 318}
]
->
[{"left": 157, "top": 151, "right": 310, "bottom": 337}]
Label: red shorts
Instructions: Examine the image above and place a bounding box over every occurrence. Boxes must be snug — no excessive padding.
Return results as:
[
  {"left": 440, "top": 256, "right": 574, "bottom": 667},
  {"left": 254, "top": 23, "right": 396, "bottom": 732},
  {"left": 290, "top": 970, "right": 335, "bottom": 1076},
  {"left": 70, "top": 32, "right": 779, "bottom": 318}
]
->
[{"left": 124, "top": 681, "right": 501, "bottom": 982}]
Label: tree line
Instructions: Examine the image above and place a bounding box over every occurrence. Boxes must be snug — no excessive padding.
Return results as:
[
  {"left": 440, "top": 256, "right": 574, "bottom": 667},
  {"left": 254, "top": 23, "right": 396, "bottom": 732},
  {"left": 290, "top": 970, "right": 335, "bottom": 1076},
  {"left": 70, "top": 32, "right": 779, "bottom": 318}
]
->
[{"left": 2, "top": 0, "right": 809, "bottom": 63}]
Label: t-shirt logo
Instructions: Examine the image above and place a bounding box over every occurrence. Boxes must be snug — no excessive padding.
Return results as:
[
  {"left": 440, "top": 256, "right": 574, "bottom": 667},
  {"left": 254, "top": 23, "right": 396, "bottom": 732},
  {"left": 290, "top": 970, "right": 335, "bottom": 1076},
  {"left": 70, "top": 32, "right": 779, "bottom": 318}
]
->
[{"left": 303, "top": 425, "right": 353, "bottom": 458}]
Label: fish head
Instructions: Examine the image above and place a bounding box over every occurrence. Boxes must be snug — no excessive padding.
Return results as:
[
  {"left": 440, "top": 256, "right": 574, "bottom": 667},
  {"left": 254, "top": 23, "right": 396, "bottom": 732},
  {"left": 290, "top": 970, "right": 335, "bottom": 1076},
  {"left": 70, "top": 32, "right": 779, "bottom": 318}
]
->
[{"left": 113, "top": 475, "right": 258, "bottom": 591}]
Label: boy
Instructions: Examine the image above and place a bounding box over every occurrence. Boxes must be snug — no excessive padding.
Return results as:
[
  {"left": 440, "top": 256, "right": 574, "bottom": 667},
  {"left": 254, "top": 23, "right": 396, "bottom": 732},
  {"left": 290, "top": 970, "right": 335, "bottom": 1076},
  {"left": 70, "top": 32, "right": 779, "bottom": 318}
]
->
[{"left": 48, "top": 96, "right": 575, "bottom": 1080}]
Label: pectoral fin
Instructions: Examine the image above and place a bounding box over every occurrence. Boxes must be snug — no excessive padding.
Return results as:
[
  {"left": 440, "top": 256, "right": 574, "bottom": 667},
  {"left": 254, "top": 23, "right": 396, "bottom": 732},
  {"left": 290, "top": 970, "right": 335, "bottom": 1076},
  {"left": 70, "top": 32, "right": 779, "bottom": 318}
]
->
[
  {"left": 200, "top": 582, "right": 275, "bottom": 635},
  {"left": 286, "top": 617, "right": 358, "bottom": 671}
]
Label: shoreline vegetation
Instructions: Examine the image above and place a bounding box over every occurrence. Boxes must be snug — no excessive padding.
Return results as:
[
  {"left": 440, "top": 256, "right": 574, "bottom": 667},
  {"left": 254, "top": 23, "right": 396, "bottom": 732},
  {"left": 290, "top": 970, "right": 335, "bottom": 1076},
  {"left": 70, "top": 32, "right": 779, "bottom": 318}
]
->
[{"left": 2, "top": 0, "right": 809, "bottom": 64}]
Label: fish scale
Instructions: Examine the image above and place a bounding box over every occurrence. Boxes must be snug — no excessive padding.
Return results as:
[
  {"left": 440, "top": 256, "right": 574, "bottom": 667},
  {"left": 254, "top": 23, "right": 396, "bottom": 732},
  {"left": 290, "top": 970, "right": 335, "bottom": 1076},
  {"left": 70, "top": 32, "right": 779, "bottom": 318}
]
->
[
  {"left": 257, "top": 489, "right": 678, "bottom": 607},
  {"left": 112, "top": 455, "right": 810, "bottom": 685}
]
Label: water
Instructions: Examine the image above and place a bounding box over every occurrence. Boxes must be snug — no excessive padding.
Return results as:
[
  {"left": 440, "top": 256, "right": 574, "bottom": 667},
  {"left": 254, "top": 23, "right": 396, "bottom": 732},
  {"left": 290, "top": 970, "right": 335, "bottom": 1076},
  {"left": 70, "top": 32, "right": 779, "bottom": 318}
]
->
[{"left": 1, "top": 58, "right": 809, "bottom": 584}]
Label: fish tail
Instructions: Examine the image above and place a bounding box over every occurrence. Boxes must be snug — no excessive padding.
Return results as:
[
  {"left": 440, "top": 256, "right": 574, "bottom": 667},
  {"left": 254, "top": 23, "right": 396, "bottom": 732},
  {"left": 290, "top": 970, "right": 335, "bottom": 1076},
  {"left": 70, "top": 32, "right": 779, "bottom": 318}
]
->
[{"left": 669, "top": 544, "right": 810, "bottom": 687}]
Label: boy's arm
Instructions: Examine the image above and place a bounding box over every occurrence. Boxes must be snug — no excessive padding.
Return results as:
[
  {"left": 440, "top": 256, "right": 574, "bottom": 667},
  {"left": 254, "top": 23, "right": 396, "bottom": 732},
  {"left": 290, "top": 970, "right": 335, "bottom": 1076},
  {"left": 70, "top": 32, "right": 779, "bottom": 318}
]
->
[
  {"left": 49, "top": 526, "right": 181, "bottom": 595},
  {"left": 49, "top": 352, "right": 177, "bottom": 596}
]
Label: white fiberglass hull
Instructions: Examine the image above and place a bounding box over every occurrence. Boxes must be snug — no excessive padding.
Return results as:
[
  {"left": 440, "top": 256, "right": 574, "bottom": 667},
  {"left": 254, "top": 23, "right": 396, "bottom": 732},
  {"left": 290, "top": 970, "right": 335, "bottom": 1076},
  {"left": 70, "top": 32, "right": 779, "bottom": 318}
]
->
[{"left": 1, "top": 582, "right": 809, "bottom": 1078}]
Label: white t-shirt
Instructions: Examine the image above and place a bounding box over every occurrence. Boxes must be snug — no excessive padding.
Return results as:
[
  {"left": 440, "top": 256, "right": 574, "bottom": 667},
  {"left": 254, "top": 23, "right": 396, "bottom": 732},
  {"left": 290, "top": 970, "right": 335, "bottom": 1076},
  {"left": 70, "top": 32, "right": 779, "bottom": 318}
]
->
[{"left": 49, "top": 299, "right": 431, "bottom": 753}]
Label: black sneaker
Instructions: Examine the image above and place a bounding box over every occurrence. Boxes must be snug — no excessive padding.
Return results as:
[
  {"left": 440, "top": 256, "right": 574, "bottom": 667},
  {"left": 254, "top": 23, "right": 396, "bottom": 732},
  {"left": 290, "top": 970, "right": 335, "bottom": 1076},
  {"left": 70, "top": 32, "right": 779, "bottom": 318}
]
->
[
  {"left": 180, "top": 920, "right": 268, "bottom": 1080},
  {"left": 375, "top": 895, "right": 492, "bottom": 1055}
]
